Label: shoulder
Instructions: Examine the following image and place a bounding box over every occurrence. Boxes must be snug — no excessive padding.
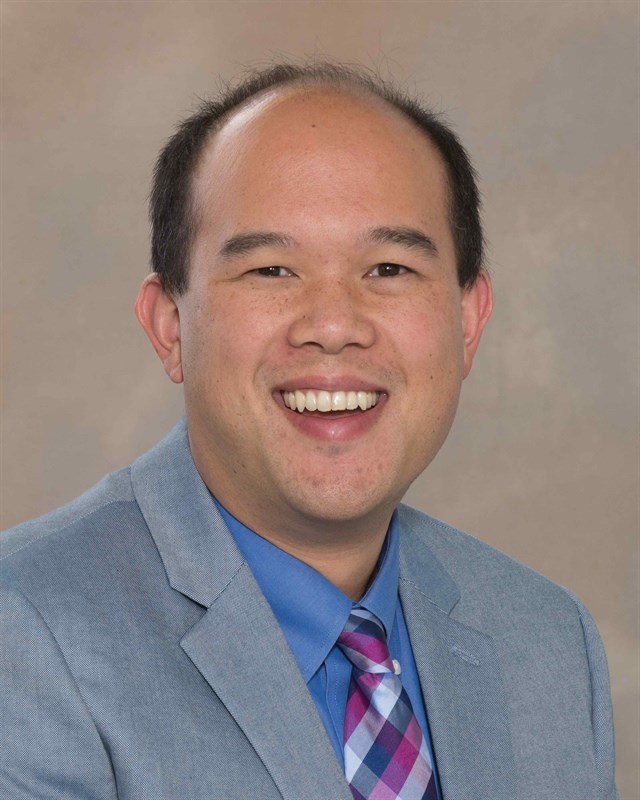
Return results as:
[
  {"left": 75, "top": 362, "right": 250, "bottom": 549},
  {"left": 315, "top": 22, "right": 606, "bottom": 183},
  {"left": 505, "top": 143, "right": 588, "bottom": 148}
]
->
[
  {"left": 398, "top": 504, "right": 617, "bottom": 798},
  {"left": 1, "top": 419, "right": 190, "bottom": 570},
  {"left": 1, "top": 466, "right": 143, "bottom": 593},
  {"left": 1, "top": 466, "right": 135, "bottom": 557},
  {"left": 397, "top": 502, "right": 588, "bottom": 626}
]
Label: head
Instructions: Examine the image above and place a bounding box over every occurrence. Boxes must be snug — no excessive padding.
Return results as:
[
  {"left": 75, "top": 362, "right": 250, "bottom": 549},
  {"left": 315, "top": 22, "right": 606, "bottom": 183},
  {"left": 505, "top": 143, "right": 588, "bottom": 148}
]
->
[
  {"left": 150, "top": 63, "right": 484, "bottom": 297},
  {"left": 136, "top": 64, "right": 492, "bottom": 550}
]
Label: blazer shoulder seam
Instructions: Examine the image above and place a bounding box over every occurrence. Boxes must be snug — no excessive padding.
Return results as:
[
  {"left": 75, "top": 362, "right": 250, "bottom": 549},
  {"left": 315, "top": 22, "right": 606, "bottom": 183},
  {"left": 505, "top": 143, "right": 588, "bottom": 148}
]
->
[{"left": 1, "top": 493, "right": 136, "bottom": 563}]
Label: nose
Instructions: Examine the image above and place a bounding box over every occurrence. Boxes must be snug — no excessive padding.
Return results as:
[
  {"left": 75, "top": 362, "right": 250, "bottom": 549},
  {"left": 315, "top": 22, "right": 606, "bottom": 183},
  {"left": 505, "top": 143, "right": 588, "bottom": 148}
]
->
[{"left": 287, "top": 278, "right": 376, "bottom": 353}]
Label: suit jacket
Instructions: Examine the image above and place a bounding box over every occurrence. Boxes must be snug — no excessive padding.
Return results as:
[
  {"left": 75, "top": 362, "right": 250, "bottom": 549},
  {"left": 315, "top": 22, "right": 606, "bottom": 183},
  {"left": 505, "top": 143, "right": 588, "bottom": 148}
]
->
[{"left": 1, "top": 420, "right": 617, "bottom": 799}]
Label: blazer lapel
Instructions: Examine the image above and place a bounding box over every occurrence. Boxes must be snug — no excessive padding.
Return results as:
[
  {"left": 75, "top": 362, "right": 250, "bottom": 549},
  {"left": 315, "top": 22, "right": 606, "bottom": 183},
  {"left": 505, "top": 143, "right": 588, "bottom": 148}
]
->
[
  {"left": 180, "top": 565, "right": 351, "bottom": 800},
  {"left": 131, "top": 421, "right": 351, "bottom": 800},
  {"left": 398, "top": 508, "right": 516, "bottom": 800}
]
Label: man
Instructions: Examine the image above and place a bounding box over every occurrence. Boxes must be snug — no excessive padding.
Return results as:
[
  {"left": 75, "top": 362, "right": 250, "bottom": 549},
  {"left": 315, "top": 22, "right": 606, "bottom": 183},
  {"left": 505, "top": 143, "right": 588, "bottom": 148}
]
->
[{"left": 1, "top": 64, "right": 617, "bottom": 799}]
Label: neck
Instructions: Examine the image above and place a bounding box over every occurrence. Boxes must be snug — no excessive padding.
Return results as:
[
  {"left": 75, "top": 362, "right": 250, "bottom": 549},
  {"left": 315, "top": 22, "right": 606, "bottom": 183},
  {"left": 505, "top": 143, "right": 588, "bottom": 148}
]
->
[
  {"left": 215, "top": 494, "right": 392, "bottom": 601},
  {"left": 187, "top": 429, "right": 395, "bottom": 600},
  {"left": 264, "top": 530, "right": 387, "bottom": 600}
]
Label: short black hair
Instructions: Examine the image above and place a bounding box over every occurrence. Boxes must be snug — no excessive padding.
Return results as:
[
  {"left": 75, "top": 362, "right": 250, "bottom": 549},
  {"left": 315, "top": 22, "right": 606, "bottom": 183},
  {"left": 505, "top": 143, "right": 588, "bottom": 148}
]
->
[{"left": 150, "top": 62, "right": 484, "bottom": 295}]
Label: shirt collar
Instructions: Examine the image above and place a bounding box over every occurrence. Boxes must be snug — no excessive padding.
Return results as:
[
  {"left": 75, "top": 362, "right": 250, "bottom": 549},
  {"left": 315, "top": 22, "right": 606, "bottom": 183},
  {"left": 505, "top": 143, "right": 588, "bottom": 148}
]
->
[{"left": 214, "top": 498, "right": 400, "bottom": 683}]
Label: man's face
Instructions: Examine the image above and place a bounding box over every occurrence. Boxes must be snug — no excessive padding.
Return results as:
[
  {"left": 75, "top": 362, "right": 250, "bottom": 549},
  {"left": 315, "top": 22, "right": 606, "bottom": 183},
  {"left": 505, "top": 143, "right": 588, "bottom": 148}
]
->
[{"left": 162, "top": 89, "right": 490, "bottom": 541}]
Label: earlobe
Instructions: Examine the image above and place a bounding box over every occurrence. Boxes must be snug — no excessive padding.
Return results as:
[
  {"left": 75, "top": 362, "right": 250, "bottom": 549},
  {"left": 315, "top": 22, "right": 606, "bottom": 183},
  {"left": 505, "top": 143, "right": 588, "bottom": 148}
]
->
[
  {"left": 134, "top": 273, "right": 184, "bottom": 384},
  {"left": 461, "top": 270, "right": 493, "bottom": 379}
]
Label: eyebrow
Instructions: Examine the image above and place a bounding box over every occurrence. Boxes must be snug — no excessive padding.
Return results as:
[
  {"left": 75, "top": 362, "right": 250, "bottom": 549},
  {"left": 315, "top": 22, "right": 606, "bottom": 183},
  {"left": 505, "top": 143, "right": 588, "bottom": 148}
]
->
[
  {"left": 217, "top": 225, "right": 439, "bottom": 260},
  {"left": 218, "top": 231, "right": 297, "bottom": 259},
  {"left": 364, "top": 226, "right": 439, "bottom": 258}
]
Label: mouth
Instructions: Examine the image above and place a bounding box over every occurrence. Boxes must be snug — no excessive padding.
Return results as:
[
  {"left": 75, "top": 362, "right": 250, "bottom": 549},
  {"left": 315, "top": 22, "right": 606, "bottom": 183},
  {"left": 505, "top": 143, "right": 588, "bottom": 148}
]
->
[
  {"left": 275, "top": 380, "right": 387, "bottom": 442},
  {"left": 281, "top": 389, "right": 380, "bottom": 414}
]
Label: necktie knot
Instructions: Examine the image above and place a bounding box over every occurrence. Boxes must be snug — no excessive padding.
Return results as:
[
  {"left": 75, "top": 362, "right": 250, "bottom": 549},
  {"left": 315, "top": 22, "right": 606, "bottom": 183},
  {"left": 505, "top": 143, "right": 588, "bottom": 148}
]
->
[{"left": 337, "top": 607, "right": 395, "bottom": 674}]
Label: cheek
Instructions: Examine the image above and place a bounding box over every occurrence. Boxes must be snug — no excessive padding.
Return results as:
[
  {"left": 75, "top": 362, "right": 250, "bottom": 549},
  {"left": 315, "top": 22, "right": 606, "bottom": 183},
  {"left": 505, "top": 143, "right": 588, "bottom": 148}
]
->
[
  {"left": 388, "top": 298, "right": 464, "bottom": 379},
  {"left": 181, "top": 289, "right": 285, "bottom": 394}
]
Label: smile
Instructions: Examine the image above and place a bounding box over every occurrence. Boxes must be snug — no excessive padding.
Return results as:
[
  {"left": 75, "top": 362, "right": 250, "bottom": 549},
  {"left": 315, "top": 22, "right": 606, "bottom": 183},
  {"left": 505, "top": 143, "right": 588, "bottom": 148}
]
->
[{"left": 282, "top": 390, "right": 380, "bottom": 413}]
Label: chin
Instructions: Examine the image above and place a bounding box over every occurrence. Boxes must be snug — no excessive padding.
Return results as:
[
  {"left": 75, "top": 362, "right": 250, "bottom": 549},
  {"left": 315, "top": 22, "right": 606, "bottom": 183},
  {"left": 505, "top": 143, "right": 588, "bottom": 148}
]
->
[{"left": 284, "top": 478, "right": 403, "bottom": 529}]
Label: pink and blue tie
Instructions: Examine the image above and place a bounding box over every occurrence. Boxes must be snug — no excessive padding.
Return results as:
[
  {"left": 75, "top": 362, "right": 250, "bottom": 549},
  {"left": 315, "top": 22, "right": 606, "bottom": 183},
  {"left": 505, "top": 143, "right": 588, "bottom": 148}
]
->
[{"left": 338, "top": 608, "right": 437, "bottom": 800}]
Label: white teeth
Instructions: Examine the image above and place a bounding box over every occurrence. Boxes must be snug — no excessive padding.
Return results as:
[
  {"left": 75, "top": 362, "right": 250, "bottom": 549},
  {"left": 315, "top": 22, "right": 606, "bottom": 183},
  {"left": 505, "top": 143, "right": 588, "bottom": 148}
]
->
[
  {"left": 331, "top": 391, "right": 346, "bottom": 411},
  {"left": 317, "top": 391, "right": 331, "bottom": 412},
  {"left": 282, "top": 389, "right": 380, "bottom": 413}
]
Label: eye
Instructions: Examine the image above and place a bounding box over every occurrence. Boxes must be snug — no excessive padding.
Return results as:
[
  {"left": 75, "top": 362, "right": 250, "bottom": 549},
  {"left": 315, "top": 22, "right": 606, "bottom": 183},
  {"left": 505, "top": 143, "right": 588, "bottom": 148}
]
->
[
  {"left": 252, "top": 266, "right": 294, "bottom": 277},
  {"left": 368, "top": 263, "right": 409, "bottom": 277}
]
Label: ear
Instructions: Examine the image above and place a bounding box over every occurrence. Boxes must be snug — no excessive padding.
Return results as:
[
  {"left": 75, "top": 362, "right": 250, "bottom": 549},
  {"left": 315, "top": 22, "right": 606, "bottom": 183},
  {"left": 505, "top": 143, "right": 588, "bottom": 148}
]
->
[
  {"left": 460, "top": 269, "right": 493, "bottom": 379},
  {"left": 134, "top": 273, "right": 184, "bottom": 384}
]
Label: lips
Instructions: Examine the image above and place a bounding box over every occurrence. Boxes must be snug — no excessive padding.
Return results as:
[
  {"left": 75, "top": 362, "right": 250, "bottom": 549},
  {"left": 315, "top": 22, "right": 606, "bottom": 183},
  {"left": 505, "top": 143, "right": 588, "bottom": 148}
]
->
[{"left": 282, "top": 389, "right": 380, "bottom": 413}]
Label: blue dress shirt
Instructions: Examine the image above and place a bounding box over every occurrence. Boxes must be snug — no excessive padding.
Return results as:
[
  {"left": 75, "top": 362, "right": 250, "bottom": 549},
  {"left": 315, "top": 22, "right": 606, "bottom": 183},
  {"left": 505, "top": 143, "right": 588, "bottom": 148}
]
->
[{"left": 215, "top": 500, "right": 441, "bottom": 798}]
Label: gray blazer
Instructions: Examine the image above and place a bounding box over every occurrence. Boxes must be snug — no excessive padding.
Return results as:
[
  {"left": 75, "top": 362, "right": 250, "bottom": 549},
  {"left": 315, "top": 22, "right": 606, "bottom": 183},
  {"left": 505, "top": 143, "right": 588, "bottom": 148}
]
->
[{"left": 1, "top": 421, "right": 617, "bottom": 799}]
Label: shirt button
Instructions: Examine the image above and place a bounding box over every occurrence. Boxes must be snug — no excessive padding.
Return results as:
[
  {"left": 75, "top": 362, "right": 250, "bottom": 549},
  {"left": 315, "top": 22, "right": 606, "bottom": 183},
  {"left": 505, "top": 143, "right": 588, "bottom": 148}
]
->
[{"left": 392, "top": 659, "right": 402, "bottom": 675}]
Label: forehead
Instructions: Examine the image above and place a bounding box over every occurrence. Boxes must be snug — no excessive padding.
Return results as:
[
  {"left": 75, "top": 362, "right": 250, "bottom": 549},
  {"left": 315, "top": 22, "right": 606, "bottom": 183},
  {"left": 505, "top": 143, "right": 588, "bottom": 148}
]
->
[{"left": 190, "top": 86, "right": 450, "bottom": 241}]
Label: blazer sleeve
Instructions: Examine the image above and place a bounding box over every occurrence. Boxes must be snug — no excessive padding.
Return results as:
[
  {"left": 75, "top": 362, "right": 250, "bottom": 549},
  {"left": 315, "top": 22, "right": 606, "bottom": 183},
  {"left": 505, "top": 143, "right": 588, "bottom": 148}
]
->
[
  {"left": 569, "top": 591, "right": 619, "bottom": 800},
  {"left": 0, "top": 586, "right": 118, "bottom": 800}
]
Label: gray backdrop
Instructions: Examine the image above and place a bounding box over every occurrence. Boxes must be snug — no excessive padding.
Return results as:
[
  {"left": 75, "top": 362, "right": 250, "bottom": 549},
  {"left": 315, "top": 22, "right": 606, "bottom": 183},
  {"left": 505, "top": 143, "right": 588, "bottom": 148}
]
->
[{"left": 2, "top": 1, "right": 638, "bottom": 795}]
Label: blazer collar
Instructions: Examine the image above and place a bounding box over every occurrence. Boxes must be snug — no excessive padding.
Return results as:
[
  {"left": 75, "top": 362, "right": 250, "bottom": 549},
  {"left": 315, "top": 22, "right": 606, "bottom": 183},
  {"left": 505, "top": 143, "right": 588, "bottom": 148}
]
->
[
  {"left": 130, "top": 418, "right": 244, "bottom": 608},
  {"left": 397, "top": 504, "right": 461, "bottom": 614},
  {"left": 129, "top": 419, "right": 467, "bottom": 618}
]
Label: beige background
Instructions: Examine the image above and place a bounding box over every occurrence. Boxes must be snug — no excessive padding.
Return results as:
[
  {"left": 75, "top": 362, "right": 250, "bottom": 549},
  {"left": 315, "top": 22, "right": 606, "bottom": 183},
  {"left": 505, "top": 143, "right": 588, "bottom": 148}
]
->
[{"left": 1, "top": 0, "right": 638, "bottom": 794}]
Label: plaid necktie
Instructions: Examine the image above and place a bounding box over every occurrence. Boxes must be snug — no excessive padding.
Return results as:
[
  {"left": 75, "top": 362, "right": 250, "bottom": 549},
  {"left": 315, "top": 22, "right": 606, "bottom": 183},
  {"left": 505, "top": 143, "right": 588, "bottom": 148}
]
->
[{"left": 337, "top": 608, "right": 437, "bottom": 800}]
